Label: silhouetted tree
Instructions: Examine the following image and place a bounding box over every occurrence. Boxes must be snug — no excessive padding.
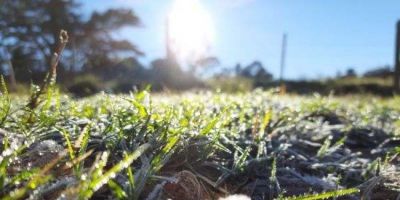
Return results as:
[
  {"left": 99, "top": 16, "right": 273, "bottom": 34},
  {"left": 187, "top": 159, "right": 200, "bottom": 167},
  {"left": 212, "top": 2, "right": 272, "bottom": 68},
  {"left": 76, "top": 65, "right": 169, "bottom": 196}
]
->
[
  {"left": 80, "top": 9, "right": 143, "bottom": 71},
  {"left": 235, "top": 63, "right": 242, "bottom": 75},
  {"left": 191, "top": 56, "right": 220, "bottom": 76},
  {"left": 194, "top": 56, "right": 219, "bottom": 69},
  {"left": 364, "top": 65, "right": 393, "bottom": 78},
  {"left": 345, "top": 68, "right": 357, "bottom": 78},
  {"left": 149, "top": 58, "right": 202, "bottom": 91},
  {"left": 239, "top": 61, "right": 273, "bottom": 81},
  {"left": 0, "top": 0, "right": 142, "bottom": 83}
]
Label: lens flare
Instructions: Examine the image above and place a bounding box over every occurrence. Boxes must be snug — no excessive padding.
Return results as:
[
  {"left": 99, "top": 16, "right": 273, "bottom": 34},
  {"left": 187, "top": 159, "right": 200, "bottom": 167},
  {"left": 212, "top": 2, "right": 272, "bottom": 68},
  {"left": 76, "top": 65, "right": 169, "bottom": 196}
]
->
[{"left": 168, "top": 0, "right": 215, "bottom": 62}]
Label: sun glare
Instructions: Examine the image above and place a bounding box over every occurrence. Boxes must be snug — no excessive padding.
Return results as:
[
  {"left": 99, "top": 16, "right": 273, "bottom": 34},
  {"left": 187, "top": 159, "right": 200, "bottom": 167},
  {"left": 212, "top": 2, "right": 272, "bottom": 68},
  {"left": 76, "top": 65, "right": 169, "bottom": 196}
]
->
[{"left": 168, "top": 0, "right": 215, "bottom": 62}]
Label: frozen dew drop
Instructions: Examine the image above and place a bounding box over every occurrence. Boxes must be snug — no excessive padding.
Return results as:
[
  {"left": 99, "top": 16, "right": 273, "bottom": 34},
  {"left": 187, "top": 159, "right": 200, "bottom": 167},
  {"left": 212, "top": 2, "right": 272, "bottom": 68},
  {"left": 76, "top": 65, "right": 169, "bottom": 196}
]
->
[{"left": 81, "top": 174, "right": 87, "bottom": 181}]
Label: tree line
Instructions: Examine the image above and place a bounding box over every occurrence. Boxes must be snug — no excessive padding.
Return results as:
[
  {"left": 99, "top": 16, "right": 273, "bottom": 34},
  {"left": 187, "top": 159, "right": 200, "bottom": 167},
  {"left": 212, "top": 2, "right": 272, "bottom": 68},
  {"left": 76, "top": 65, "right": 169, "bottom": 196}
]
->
[{"left": 0, "top": 0, "right": 276, "bottom": 96}]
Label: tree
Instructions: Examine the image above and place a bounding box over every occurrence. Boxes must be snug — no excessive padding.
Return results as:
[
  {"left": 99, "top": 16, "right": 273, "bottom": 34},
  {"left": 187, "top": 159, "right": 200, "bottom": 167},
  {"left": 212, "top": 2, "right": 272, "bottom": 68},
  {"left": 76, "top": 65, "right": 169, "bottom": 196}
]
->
[
  {"left": 191, "top": 56, "right": 220, "bottom": 77},
  {"left": 0, "top": 1, "right": 81, "bottom": 70},
  {"left": 0, "top": 0, "right": 143, "bottom": 82},
  {"left": 364, "top": 65, "right": 393, "bottom": 78},
  {"left": 239, "top": 61, "right": 273, "bottom": 81},
  {"left": 345, "top": 68, "right": 357, "bottom": 78},
  {"left": 79, "top": 9, "right": 144, "bottom": 71},
  {"left": 149, "top": 58, "right": 202, "bottom": 91}
]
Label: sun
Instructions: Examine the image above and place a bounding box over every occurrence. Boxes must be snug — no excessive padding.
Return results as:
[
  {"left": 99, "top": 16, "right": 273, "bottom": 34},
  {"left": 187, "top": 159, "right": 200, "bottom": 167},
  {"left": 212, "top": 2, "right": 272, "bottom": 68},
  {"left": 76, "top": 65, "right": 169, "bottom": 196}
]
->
[{"left": 168, "top": 0, "right": 215, "bottom": 63}]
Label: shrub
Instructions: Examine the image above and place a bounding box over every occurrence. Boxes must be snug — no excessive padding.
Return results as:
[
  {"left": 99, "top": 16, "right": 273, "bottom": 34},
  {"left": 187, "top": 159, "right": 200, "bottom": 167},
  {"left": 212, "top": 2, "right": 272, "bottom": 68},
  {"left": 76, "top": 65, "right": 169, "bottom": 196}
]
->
[
  {"left": 206, "top": 77, "right": 254, "bottom": 93},
  {"left": 67, "top": 74, "right": 102, "bottom": 97}
]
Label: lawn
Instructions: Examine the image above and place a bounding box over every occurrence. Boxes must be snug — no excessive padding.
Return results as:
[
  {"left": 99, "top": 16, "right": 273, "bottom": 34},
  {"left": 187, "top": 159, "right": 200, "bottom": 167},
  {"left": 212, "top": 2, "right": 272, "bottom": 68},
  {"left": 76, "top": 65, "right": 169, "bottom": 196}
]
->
[{"left": 0, "top": 82, "right": 399, "bottom": 199}]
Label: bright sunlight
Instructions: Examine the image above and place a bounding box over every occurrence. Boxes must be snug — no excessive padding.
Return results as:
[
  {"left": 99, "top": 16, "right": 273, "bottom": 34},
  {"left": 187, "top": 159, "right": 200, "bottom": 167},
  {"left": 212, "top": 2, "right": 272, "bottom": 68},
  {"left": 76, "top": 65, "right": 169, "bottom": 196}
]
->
[{"left": 168, "top": 0, "right": 215, "bottom": 62}]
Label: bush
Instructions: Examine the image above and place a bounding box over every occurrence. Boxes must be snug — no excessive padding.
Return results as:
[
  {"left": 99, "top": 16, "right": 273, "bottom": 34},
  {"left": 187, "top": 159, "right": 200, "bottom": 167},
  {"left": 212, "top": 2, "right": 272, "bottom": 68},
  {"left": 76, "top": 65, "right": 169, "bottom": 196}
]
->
[
  {"left": 67, "top": 74, "right": 102, "bottom": 97},
  {"left": 206, "top": 77, "right": 254, "bottom": 93},
  {"left": 110, "top": 80, "right": 149, "bottom": 94}
]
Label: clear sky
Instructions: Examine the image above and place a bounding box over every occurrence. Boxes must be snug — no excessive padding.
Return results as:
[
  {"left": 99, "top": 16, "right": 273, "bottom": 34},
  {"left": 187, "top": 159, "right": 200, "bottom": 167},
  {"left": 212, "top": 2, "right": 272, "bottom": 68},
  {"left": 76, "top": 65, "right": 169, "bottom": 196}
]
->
[{"left": 80, "top": 0, "right": 400, "bottom": 79}]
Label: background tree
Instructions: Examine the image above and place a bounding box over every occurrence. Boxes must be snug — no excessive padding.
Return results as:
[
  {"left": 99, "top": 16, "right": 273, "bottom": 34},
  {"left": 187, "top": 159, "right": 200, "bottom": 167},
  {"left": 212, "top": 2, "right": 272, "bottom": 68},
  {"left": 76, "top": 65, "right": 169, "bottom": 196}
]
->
[
  {"left": 344, "top": 68, "right": 357, "bottom": 78},
  {"left": 364, "top": 65, "right": 393, "bottom": 78},
  {"left": 80, "top": 9, "right": 144, "bottom": 71},
  {"left": 0, "top": 0, "right": 143, "bottom": 83},
  {"left": 238, "top": 61, "right": 273, "bottom": 80}
]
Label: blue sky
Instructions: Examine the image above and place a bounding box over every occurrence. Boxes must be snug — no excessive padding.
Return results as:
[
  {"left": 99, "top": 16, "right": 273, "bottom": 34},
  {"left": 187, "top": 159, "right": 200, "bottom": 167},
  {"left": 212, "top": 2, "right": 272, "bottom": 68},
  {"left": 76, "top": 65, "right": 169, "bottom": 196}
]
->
[{"left": 80, "top": 0, "right": 400, "bottom": 79}]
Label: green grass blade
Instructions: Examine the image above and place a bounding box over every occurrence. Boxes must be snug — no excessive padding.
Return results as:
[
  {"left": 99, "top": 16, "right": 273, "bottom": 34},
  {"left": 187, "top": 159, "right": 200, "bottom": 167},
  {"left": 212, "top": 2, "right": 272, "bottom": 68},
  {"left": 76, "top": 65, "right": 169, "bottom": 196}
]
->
[
  {"left": 277, "top": 188, "right": 360, "bottom": 200},
  {"left": 80, "top": 143, "right": 150, "bottom": 199}
]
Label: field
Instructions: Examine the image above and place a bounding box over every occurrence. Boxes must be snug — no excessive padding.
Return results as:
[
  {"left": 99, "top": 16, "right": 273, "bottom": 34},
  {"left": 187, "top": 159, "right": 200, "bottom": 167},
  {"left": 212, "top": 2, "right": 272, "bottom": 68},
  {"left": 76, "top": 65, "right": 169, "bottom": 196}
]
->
[{"left": 0, "top": 83, "right": 400, "bottom": 199}]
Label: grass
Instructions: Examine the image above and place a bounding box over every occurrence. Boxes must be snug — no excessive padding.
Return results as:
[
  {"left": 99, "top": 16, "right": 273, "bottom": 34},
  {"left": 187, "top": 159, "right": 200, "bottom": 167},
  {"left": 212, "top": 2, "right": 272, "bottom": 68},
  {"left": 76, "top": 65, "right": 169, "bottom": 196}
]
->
[
  {"left": 326, "top": 76, "right": 393, "bottom": 87},
  {"left": 1, "top": 81, "right": 400, "bottom": 199}
]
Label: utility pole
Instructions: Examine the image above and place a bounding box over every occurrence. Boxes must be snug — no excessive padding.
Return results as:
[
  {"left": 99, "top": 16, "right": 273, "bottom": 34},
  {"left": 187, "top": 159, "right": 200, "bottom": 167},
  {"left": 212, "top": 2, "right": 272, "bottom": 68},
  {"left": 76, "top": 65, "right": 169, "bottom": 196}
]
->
[
  {"left": 394, "top": 20, "right": 400, "bottom": 93},
  {"left": 165, "top": 17, "right": 171, "bottom": 60},
  {"left": 165, "top": 17, "right": 175, "bottom": 62},
  {"left": 279, "top": 33, "right": 288, "bottom": 94}
]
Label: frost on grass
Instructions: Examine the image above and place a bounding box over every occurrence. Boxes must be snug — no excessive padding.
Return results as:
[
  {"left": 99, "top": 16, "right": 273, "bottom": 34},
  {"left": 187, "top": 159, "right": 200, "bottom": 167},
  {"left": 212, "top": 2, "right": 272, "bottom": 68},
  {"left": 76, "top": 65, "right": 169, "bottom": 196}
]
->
[{"left": 0, "top": 91, "right": 399, "bottom": 199}]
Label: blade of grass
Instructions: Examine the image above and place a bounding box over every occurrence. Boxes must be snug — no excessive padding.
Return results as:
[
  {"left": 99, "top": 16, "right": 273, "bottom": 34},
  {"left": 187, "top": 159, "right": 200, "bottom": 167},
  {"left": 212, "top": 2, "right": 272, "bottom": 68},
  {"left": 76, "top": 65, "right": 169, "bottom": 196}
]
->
[{"left": 79, "top": 143, "right": 151, "bottom": 199}]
